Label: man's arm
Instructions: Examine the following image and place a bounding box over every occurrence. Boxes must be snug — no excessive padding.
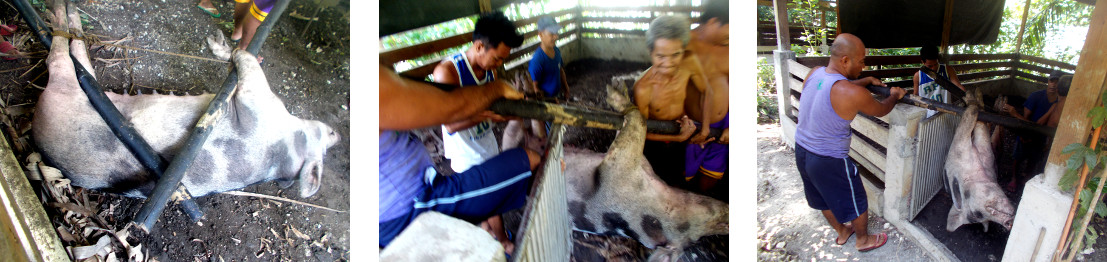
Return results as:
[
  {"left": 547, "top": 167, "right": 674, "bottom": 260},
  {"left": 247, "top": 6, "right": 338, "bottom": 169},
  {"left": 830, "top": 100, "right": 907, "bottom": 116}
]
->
[
  {"left": 431, "top": 60, "right": 496, "bottom": 132},
  {"left": 831, "top": 81, "right": 905, "bottom": 120},
  {"left": 560, "top": 68, "right": 571, "bottom": 99},
  {"left": 946, "top": 66, "right": 968, "bottom": 91},
  {"left": 849, "top": 76, "right": 885, "bottom": 88},
  {"left": 380, "top": 67, "right": 522, "bottom": 130},
  {"left": 912, "top": 72, "right": 921, "bottom": 95},
  {"left": 683, "top": 54, "right": 713, "bottom": 144}
]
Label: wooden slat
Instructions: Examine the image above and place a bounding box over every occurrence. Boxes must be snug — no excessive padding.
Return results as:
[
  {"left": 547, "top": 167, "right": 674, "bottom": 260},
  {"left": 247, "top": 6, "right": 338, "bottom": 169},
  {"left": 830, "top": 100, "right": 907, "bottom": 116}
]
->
[
  {"left": 582, "top": 28, "right": 645, "bottom": 36},
  {"left": 788, "top": 59, "right": 812, "bottom": 79},
  {"left": 1016, "top": 62, "right": 1053, "bottom": 76},
  {"left": 850, "top": 134, "right": 886, "bottom": 173},
  {"left": 852, "top": 116, "right": 889, "bottom": 148},
  {"left": 958, "top": 69, "right": 1011, "bottom": 82},
  {"left": 1015, "top": 70, "right": 1048, "bottom": 83},
  {"left": 796, "top": 57, "right": 828, "bottom": 68},
  {"left": 859, "top": 67, "right": 918, "bottom": 79},
  {"left": 584, "top": 6, "right": 700, "bottom": 13},
  {"left": 954, "top": 61, "right": 1013, "bottom": 71},
  {"left": 849, "top": 150, "right": 885, "bottom": 182},
  {"left": 514, "top": 8, "right": 576, "bottom": 27},
  {"left": 1022, "top": 55, "right": 1078, "bottom": 71},
  {"left": 581, "top": 16, "right": 651, "bottom": 24},
  {"left": 949, "top": 53, "right": 1016, "bottom": 62},
  {"left": 863, "top": 55, "right": 919, "bottom": 67},
  {"left": 789, "top": 77, "right": 804, "bottom": 94},
  {"left": 508, "top": 28, "right": 580, "bottom": 62},
  {"left": 521, "top": 19, "right": 576, "bottom": 42},
  {"left": 381, "top": 33, "right": 473, "bottom": 66}
]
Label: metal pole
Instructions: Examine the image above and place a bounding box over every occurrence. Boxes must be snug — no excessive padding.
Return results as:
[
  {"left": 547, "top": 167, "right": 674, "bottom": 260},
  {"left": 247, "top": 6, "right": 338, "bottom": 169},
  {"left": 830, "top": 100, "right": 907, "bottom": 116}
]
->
[
  {"left": 133, "top": 0, "right": 293, "bottom": 231},
  {"left": 14, "top": 0, "right": 204, "bottom": 220}
]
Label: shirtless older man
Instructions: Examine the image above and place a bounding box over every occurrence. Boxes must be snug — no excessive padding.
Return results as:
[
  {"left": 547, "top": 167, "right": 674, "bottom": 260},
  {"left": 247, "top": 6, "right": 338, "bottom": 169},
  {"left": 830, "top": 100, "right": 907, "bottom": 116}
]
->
[
  {"left": 683, "top": 0, "right": 729, "bottom": 192},
  {"left": 634, "top": 15, "right": 714, "bottom": 186}
]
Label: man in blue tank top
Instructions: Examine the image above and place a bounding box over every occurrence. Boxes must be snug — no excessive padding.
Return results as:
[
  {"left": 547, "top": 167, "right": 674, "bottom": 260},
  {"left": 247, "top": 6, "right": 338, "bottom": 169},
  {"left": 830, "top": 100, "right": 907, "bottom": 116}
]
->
[{"left": 795, "top": 33, "right": 905, "bottom": 252}]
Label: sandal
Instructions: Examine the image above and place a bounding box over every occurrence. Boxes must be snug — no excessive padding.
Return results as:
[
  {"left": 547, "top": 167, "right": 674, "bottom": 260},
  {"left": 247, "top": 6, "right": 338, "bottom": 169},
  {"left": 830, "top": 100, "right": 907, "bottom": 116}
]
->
[
  {"left": 0, "top": 25, "right": 15, "bottom": 36},
  {"left": 196, "top": 4, "right": 221, "bottom": 18},
  {"left": 858, "top": 233, "right": 888, "bottom": 252}
]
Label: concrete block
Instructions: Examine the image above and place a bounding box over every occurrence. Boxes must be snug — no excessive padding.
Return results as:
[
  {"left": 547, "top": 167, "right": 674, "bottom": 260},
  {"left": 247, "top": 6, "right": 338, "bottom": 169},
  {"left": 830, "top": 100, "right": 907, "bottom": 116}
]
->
[
  {"left": 380, "top": 212, "right": 506, "bottom": 262},
  {"left": 1002, "top": 175, "right": 1073, "bottom": 262},
  {"left": 581, "top": 37, "right": 649, "bottom": 63}
]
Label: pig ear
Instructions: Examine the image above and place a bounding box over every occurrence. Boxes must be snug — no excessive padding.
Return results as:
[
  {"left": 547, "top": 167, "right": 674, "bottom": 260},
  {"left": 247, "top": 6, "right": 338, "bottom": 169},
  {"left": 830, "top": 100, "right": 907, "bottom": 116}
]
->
[{"left": 298, "top": 160, "right": 323, "bottom": 198}]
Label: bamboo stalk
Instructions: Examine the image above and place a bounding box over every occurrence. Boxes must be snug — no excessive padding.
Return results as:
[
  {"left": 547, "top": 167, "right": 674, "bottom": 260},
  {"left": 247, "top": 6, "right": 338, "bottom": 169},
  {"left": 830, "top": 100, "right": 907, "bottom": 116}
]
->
[
  {"left": 1055, "top": 127, "right": 1102, "bottom": 262},
  {"left": 1063, "top": 166, "right": 1107, "bottom": 261}
]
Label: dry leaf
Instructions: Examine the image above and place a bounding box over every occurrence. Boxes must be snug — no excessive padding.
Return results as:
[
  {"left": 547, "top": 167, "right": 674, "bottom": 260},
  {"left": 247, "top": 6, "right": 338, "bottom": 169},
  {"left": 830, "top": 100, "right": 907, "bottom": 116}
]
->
[
  {"left": 71, "top": 235, "right": 112, "bottom": 260},
  {"left": 289, "top": 225, "right": 310, "bottom": 240}
]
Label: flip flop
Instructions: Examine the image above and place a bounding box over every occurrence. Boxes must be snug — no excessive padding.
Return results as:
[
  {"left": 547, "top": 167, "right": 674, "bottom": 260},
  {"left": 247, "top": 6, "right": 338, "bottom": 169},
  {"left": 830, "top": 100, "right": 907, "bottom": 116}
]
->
[
  {"left": 196, "top": 4, "right": 221, "bottom": 18},
  {"left": 0, "top": 41, "right": 18, "bottom": 61},
  {"left": 835, "top": 229, "right": 855, "bottom": 245},
  {"left": 858, "top": 233, "right": 888, "bottom": 252},
  {"left": 0, "top": 25, "right": 16, "bottom": 36}
]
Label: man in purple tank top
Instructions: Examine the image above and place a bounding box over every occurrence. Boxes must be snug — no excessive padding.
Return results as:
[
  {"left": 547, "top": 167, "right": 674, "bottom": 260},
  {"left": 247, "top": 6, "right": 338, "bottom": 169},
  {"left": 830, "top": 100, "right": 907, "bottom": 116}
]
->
[{"left": 794, "top": 33, "right": 905, "bottom": 252}]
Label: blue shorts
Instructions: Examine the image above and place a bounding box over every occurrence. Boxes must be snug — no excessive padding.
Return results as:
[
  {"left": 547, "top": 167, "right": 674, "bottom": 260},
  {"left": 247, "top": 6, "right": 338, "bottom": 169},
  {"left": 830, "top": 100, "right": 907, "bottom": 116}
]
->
[
  {"left": 795, "top": 144, "right": 867, "bottom": 223},
  {"left": 379, "top": 148, "right": 533, "bottom": 247}
]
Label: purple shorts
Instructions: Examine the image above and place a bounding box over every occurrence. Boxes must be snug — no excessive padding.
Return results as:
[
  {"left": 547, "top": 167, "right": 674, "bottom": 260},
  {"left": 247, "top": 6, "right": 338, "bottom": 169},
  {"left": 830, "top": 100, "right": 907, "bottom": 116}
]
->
[
  {"left": 685, "top": 113, "right": 728, "bottom": 180},
  {"left": 235, "top": 0, "right": 275, "bottom": 21}
]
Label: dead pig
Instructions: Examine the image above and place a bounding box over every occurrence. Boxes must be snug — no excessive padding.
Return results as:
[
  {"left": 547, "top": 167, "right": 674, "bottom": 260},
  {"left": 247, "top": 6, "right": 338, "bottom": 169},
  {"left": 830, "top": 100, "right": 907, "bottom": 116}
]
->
[
  {"left": 944, "top": 104, "right": 1014, "bottom": 232},
  {"left": 32, "top": 1, "right": 339, "bottom": 198},
  {"left": 502, "top": 85, "right": 728, "bottom": 258}
]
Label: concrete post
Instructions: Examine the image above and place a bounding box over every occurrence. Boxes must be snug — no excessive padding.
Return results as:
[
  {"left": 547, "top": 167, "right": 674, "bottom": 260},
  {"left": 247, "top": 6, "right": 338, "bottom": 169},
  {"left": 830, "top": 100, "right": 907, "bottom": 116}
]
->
[
  {"left": 1002, "top": 174, "right": 1073, "bottom": 262},
  {"left": 773, "top": 50, "right": 797, "bottom": 148},
  {"left": 881, "top": 104, "right": 926, "bottom": 222}
]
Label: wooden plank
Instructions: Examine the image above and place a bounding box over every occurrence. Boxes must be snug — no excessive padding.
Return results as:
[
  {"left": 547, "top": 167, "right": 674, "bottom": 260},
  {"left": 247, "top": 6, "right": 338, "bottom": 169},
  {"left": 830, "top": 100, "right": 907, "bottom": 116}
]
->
[
  {"left": 583, "top": 6, "right": 700, "bottom": 13},
  {"left": 788, "top": 59, "right": 812, "bottom": 80},
  {"left": 851, "top": 134, "right": 887, "bottom": 173},
  {"left": 1022, "top": 55, "right": 1078, "bottom": 71},
  {"left": 380, "top": 33, "right": 473, "bottom": 66},
  {"left": 1047, "top": 0, "right": 1107, "bottom": 193},
  {"left": 955, "top": 61, "right": 1013, "bottom": 71},
  {"left": 949, "top": 53, "right": 1016, "bottom": 62},
  {"left": 773, "top": 0, "right": 791, "bottom": 50},
  {"left": 1014, "top": 70, "right": 1048, "bottom": 84},
  {"left": 581, "top": 16, "right": 651, "bottom": 24},
  {"left": 1016, "top": 62, "right": 1053, "bottom": 76},
  {"left": 514, "top": 8, "right": 576, "bottom": 27},
  {"left": 507, "top": 28, "right": 580, "bottom": 63},
  {"left": 380, "top": 0, "right": 512, "bottom": 36},
  {"left": 850, "top": 150, "right": 886, "bottom": 182},
  {"left": 859, "top": 67, "right": 918, "bottom": 80},
  {"left": 958, "top": 69, "right": 1011, "bottom": 82},
  {"left": 852, "top": 115, "right": 890, "bottom": 147},
  {"left": 581, "top": 28, "right": 645, "bottom": 36},
  {"left": 796, "top": 57, "right": 829, "bottom": 68},
  {"left": 789, "top": 77, "right": 804, "bottom": 94}
]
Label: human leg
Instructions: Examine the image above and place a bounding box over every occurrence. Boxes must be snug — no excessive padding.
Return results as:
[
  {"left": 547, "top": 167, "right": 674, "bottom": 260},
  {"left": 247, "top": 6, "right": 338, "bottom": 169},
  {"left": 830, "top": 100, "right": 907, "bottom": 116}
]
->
[
  {"left": 686, "top": 142, "right": 726, "bottom": 192},
  {"left": 851, "top": 211, "right": 888, "bottom": 251},
  {"left": 821, "top": 210, "right": 854, "bottom": 245},
  {"left": 416, "top": 148, "right": 534, "bottom": 221}
]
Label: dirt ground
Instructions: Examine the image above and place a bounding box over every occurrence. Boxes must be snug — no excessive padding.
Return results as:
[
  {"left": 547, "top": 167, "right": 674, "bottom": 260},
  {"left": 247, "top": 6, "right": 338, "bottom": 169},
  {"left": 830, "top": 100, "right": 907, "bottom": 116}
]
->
[
  {"left": 0, "top": 0, "right": 349, "bottom": 260},
  {"left": 756, "top": 124, "right": 932, "bottom": 261}
]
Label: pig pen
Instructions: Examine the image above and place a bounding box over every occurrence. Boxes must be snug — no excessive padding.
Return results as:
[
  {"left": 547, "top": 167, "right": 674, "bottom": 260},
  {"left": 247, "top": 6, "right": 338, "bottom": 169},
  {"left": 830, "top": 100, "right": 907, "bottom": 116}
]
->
[
  {"left": 414, "top": 58, "right": 728, "bottom": 261},
  {"left": 771, "top": 51, "right": 1077, "bottom": 261},
  {"left": 0, "top": 0, "right": 350, "bottom": 260}
]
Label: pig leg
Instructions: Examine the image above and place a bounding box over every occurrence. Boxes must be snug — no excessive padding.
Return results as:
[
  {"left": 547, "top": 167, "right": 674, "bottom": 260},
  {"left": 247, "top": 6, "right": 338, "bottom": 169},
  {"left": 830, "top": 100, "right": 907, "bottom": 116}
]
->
[
  {"left": 44, "top": 0, "right": 76, "bottom": 92},
  {"left": 66, "top": 2, "right": 94, "bottom": 78}
]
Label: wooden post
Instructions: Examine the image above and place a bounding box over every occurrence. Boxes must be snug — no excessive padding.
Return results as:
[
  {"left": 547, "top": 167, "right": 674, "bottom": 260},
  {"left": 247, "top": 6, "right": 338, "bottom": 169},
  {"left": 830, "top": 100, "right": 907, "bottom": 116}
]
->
[
  {"left": 1014, "top": 0, "right": 1032, "bottom": 54},
  {"left": 773, "top": 0, "right": 791, "bottom": 51},
  {"left": 1044, "top": 0, "right": 1107, "bottom": 186},
  {"left": 940, "top": 0, "right": 954, "bottom": 55}
]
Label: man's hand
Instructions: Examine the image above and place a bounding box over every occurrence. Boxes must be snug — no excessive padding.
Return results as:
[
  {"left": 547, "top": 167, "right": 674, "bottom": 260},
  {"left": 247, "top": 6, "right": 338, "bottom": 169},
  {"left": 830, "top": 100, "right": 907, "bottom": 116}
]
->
[
  {"left": 869, "top": 77, "right": 886, "bottom": 87},
  {"left": 719, "top": 128, "right": 729, "bottom": 144},
  {"left": 689, "top": 127, "right": 715, "bottom": 147},
  {"left": 494, "top": 80, "right": 525, "bottom": 100},
  {"left": 677, "top": 116, "right": 697, "bottom": 141},
  {"left": 889, "top": 86, "right": 906, "bottom": 100}
]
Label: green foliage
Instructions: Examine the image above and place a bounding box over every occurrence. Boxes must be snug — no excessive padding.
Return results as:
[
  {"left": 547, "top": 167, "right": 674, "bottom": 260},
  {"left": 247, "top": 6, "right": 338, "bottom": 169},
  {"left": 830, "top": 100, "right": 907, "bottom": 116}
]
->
[{"left": 757, "top": 57, "right": 779, "bottom": 124}]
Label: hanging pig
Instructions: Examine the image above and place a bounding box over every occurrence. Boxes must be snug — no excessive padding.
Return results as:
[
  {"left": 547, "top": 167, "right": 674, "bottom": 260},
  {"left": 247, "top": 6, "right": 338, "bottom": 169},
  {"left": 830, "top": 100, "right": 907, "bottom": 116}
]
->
[
  {"left": 502, "top": 82, "right": 728, "bottom": 259},
  {"left": 944, "top": 104, "right": 1015, "bottom": 232},
  {"left": 32, "top": 0, "right": 339, "bottom": 198}
]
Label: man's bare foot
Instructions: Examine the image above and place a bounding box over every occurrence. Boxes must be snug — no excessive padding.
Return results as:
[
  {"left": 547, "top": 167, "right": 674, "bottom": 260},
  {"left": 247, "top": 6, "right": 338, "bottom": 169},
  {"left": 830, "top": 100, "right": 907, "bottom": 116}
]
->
[
  {"left": 856, "top": 232, "right": 888, "bottom": 252},
  {"left": 836, "top": 226, "right": 855, "bottom": 245}
]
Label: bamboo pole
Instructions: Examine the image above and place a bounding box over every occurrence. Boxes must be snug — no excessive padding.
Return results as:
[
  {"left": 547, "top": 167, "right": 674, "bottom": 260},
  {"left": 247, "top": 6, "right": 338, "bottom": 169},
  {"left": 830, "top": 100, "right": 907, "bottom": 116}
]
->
[
  {"left": 1014, "top": 0, "right": 1032, "bottom": 54},
  {"left": 1063, "top": 160, "right": 1107, "bottom": 262},
  {"left": 1055, "top": 127, "right": 1103, "bottom": 262},
  {"left": 862, "top": 84, "right": 1054, "bottom": 135}
]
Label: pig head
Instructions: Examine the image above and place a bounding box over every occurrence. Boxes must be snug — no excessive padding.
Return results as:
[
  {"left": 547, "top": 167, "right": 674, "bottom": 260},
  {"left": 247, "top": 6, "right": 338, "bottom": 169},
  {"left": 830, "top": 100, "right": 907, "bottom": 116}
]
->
[
  {"left": 502, "top": 82, "right": 728, "bottom": 253},
  {"left": 944, "top": 104, "right": 1014, "bottom": 232},
  {"left": 32, "top": 1, "right": 339, "bottom": 198}
]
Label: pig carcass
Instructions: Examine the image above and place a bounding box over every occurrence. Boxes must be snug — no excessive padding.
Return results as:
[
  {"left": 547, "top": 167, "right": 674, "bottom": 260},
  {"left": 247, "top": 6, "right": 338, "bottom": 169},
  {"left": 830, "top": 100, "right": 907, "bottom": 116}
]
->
[
  {"left": 32, "top": 1, "right": 339, "bottom": 198},
  {"left": 502, "top": 84, "right": 728, "bottom": 257},
  {"left": 944, "top": 104, "right": 1014, "bottom": 232}
]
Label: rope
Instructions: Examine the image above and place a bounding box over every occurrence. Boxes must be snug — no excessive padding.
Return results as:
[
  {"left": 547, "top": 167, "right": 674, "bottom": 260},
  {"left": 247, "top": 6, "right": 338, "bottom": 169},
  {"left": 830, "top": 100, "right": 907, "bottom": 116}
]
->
[{"left": 50, "top": 30, "right": 229, "bottom": 64}]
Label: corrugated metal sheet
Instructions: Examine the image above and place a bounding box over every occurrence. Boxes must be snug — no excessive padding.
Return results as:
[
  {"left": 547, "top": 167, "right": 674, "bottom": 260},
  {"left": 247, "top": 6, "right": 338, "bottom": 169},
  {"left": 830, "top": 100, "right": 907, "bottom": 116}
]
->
[
  {"left": 514, "top": 124, "right": 571, "bottom": 261},
  {"left": 909, "top": 113, "right": 960, "bottom": 220}
]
